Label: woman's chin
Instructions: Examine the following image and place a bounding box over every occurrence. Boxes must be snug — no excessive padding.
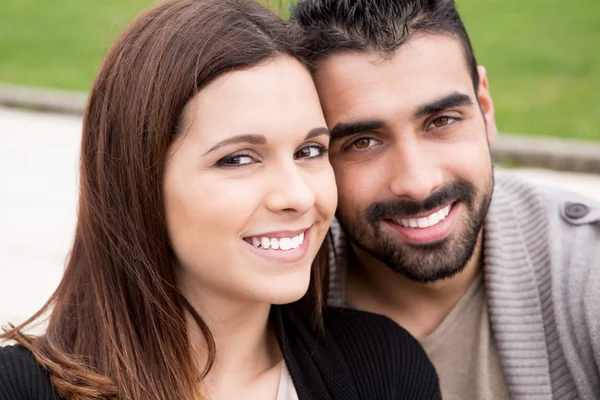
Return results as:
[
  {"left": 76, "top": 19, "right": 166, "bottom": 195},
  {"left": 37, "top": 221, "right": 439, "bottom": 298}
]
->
[{"left": 262, "top": 279, "right": 311, "bottom": 306}]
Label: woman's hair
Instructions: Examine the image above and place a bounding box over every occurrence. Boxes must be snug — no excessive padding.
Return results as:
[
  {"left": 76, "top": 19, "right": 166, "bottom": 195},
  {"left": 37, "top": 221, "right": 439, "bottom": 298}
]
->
[{"left": 1, "top": 1, "right": 329, "bottom": 399}]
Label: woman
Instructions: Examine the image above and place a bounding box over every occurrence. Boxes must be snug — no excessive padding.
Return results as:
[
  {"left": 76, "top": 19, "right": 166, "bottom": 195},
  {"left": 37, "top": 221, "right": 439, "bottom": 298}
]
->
[{"left": 0, "top": 1, "right": 440, "bottom": 399}]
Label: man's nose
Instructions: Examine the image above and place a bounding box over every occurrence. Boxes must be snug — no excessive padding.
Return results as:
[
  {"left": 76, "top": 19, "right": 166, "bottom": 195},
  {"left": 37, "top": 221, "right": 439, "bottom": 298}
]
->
[{"left": 387, "top": 137, "right": 444, "bottom": 202}]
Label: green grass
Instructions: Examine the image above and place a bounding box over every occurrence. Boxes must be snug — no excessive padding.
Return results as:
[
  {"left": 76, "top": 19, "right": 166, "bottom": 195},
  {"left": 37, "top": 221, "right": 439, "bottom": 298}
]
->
[
  {"left": 1, "top": 0, "right": 599, "bottom": 140},
  {"left": 457, "top": 0, "right": 600, "bottom": 140},
  {"left": 0, "top": 0, "right": 157, "bottom": 91}
]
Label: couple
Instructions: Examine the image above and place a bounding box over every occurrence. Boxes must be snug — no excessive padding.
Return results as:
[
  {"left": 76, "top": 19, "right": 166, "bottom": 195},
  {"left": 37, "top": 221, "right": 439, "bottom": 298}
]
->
[{"left": 1, "top": 0, "right": 599, "bottom": 399}]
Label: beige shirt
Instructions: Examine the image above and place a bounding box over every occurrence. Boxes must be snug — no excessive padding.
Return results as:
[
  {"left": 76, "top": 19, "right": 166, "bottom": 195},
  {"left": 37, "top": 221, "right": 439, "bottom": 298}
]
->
[{"left": 420, "top": 273, "right": 511, "bottom": 400}]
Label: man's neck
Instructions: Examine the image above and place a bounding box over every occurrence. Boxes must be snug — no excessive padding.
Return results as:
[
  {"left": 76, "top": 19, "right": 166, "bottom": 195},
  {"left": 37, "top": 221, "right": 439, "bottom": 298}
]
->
[{"left": 346, "top": 235, "right": 483, "bottom": 340}]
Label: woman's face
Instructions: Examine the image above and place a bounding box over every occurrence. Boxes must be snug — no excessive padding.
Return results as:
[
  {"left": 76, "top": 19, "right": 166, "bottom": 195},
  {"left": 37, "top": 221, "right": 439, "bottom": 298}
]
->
[{"left": 163, "top": 56, "right": 337, "bottom": 307}]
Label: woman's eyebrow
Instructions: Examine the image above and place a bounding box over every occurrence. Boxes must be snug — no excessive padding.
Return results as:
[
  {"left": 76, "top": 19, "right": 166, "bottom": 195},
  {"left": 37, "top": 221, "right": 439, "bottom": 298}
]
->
[
  {"left": 204, "top": 127, "right": 330, "bottom": 156},
  {"left": 203, "top": 134, "right": 266, "bottom": 156},
  {"left": 306, "top": 127, "right": 330, "bottom": 140}
]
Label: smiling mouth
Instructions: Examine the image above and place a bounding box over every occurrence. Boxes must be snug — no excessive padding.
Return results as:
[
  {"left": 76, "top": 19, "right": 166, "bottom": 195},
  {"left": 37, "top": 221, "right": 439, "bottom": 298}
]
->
[
  {"left": 243, "top": 231, "right": 306, "bottom": 251},
  {"left": 387, "top": 202, "right": 455, "bottom": 229}
]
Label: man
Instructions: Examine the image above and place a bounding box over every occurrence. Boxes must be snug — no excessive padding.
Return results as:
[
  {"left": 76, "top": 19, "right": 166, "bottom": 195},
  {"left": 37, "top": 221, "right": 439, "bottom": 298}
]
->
[{"left": 290, "top": 1, "right": 600, "bottom": 399}]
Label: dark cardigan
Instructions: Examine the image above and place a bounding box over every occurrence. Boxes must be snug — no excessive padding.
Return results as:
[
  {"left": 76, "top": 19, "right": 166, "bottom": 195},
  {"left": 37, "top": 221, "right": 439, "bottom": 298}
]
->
[{"left": 0, "top": 304, "right": 441, "bottom": 399}]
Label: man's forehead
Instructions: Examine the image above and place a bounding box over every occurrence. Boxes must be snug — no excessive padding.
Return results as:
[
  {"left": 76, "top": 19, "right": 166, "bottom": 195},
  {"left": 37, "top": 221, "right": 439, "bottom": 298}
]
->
[{"left": 314, "top": 34, "right": 474, "bottom": 115}]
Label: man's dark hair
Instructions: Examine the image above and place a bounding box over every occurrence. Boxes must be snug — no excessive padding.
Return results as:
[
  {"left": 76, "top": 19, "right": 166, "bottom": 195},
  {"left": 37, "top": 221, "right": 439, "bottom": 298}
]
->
[{"left": 291, "top": 0, "right": 480, "bottom": 90}]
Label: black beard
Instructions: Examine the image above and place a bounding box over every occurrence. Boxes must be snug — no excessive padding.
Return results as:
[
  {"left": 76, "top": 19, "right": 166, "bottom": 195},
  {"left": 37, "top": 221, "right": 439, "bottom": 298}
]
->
[{"left": 338, "top": 177, "right": 494, "bottom": 284}]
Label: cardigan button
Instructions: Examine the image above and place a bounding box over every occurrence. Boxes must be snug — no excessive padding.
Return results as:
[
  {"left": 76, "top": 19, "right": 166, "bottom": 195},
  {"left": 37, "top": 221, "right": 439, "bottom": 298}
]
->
[{"left": 564, "top": 203, "right": 589, "bottom": 219}]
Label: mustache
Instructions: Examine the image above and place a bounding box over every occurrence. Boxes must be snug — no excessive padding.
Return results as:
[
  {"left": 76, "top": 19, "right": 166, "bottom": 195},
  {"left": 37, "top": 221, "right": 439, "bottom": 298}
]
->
[{"left": 365, "top": 180, "right": 476, "bottom": 222}]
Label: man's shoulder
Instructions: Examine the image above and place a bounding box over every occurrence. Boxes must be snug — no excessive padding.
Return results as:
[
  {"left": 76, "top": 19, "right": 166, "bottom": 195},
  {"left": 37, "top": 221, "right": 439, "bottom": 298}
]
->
[
  {"left": 491, "top": 173, "right": 599, "bottom": 288},
  {"left": 486, "top": 174, "right": 600, "bottom": 397},
  {"left": 0, "top": 345, "right": 59, "bottom": 400},
  {"left": 493, "top": 172, "right": 600, "bottom": 238}
]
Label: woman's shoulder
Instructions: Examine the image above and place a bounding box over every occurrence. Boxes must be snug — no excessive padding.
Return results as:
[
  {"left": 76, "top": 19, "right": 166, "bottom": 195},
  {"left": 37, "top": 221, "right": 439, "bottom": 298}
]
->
[
  {"left": 322, "top": 307, "right": 442, "bottom": 399},
  {"left": 323, "top": 306, "right": 417, "bottom": 345},
  {"left": 321, "top": 306, "right": 424, "bottom": 356},
  {"left": 0, "top": 344, "right": 59, "bottom": 400}
]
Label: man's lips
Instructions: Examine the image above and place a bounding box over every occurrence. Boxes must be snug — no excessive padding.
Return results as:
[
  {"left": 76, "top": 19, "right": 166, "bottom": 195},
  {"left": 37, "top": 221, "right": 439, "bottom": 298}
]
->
[
  {"left": 386, "top": 203, "right": 453, "bottom": 229},
  {"left": 382, "top": 202, "right": 461, "bottom": 244}
]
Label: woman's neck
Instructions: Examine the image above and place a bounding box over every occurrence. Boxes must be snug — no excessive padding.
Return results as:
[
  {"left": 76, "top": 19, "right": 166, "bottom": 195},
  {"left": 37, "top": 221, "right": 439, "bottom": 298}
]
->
[{"left": 182, "top": 285, "right": 282, "bottom": 397}]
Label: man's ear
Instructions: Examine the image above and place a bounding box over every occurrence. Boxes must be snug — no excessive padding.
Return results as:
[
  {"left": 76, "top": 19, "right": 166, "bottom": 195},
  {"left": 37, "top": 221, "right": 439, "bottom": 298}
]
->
[{"left": 477, "top": 66, "right": 498, "bottom": 147}]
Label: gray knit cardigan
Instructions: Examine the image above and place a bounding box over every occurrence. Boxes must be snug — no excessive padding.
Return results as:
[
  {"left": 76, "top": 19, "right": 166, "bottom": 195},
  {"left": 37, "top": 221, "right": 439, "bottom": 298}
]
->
[{"left": 327, "top": 173, "right": 600, "bottom": 400}]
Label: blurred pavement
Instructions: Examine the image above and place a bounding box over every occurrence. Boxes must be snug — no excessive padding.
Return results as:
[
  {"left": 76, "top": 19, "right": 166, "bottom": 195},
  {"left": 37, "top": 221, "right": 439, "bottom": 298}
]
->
[{"left": 1, "top": 106, "right": 599, "bottom": 330}]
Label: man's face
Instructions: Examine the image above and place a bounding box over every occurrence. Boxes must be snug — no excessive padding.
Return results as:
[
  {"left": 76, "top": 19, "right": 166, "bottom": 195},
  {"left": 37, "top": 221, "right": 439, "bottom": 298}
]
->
[{"left": 314, "top": 34, "right": 498, "bottom": 283}]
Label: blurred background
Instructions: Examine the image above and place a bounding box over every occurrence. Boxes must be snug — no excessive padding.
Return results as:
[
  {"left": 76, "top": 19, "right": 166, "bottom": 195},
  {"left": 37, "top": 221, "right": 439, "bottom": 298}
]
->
[
  {"left": 1, "top": 0, "right": 599, "bottom": 328},
  {"left": 2, "top": 0, "right": 599, "bottom": 139}
]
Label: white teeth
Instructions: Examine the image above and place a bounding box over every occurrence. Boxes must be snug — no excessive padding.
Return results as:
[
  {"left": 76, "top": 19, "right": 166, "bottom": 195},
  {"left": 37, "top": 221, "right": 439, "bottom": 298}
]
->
[
  {"left": 261, "top": 237, "right": 271, "bottom": 249},
  {"left": 428, "top": 212, "right": 440, "bottom": 226},
  {"left": 417, "top": 217, "right": 429, "bottom": 228},
  {"left": 436, "top": 209, "right": 445, "bottom": 221},
  {"left": 279, "top": 238, "right": 292, "bottom": 250},
  {"left": 394, "top": 204, "right": 453, "bottom": 229},
  {"left": 248, "top": 232, "right": 306, "bottom": 251},
  {"left": 291, "top": 237, "right": 300, "bottom": 249}
]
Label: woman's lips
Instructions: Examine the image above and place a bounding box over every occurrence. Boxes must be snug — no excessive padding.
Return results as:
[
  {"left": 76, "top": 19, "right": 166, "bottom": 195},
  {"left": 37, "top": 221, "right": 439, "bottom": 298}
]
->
[{"left": 242, "top": 226, "right": 312, "bottom": 263}]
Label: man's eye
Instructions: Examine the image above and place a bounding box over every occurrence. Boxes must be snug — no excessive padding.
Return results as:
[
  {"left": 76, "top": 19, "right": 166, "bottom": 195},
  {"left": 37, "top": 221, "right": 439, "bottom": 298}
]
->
[
  {"left": 294, "top": 144, "right": 328, "bottom": 160},
  {"left": 217, "top": 153, "right": 256, "bottom": 167},
  {"left": 429, "top": 116, "right": 457, "bottom": 129},
  {"left": 350, "top": 137, "right": 378, "bottom": 150}
]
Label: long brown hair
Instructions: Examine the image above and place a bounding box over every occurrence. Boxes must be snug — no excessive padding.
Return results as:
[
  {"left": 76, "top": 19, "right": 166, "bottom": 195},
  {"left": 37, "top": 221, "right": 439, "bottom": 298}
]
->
[{"left": 1, "top": 1, "right": 328, "bottom": 399}]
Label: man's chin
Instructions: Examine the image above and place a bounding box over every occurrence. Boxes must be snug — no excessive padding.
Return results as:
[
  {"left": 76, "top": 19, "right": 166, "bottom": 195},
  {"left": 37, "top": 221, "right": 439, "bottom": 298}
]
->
[
  {"left": 353, "top": 228, "right": 479, "bottom": 284},
  {"left": 388, "top": 260, "right": 468, "bottom": 284}
]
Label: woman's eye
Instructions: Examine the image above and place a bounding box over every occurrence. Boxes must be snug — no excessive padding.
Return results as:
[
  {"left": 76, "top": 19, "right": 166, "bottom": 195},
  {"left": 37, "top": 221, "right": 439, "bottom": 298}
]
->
[
  {"left": 350, "top": 137, "right": 378, "bottom": 151},
  {"left": 429, "top": 116, "right": 457, "bottom": 129},
  {"left": 294, "top": 144, "right": 327, "bottom": 160},
  {"left": 217, "top": 154, "right": 256, "bottom": 167}
]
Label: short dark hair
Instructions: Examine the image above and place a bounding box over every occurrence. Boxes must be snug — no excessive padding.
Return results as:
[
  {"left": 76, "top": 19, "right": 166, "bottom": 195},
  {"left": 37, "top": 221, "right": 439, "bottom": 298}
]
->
[{"left": 290, "top": 0, "right": 480, "bottom": 90}]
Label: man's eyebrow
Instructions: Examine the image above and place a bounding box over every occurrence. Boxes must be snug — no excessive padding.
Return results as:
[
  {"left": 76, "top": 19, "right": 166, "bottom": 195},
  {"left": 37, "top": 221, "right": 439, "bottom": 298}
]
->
[
  {"left": 203, "top": 134, "right": 266, "bottom": 156},
  {"left": 330, "top": 120, "right": 385, "bottom": 142},
  {"left": 414, "top": 92, "right": 473, "bottom": 119}
]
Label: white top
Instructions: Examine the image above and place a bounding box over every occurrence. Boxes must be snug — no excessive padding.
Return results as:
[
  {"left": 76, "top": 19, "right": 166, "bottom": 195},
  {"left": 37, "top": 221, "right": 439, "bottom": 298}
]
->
[{"left": 276, "top": 362, "right": 299, "bottom": 400}]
